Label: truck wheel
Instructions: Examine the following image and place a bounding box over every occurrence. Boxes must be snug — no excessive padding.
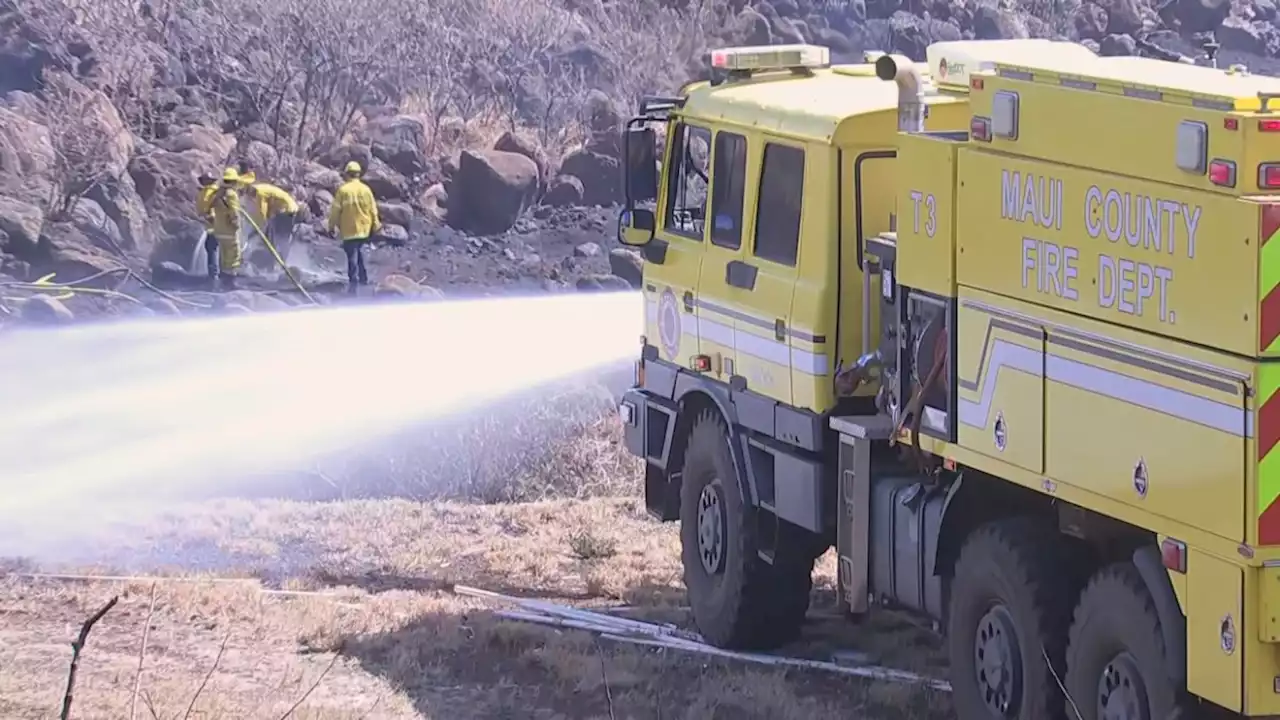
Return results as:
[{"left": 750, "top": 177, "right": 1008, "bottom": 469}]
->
[
  {"left": 679, "top": 409, "right": 811, "bottom": 650},
  {"left": 948, "top": 518, "right": 1077, "bottom": 720},
  {"left": 1063, "top": 563, "right": 1181, "bottom": 720}
]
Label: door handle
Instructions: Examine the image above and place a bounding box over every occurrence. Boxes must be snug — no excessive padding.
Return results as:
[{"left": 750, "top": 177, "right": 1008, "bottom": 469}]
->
[{"left": 725, "top": 260, "right": 758, "bottom": 290}]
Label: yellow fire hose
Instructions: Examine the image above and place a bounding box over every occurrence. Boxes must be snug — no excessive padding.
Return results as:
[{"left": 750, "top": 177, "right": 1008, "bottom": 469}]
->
[
  {"left": 236, "top": 208, "right": 318, "bottom": 305},
  {"left": 0, "top": 268, "right": 212, "bottom": 311}
]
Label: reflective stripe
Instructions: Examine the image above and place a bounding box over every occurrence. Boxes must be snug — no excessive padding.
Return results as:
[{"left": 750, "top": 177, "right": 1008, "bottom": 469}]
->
[
  {"left": 958, "top": 338, "right": 1250, "bottom": 438},
  {"left": 644, "top": 294, "right": 829, "bottom": 376}
]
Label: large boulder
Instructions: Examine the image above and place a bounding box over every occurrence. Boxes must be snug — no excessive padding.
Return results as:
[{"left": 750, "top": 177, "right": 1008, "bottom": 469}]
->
[
  {"left": 559, "top": 150, "right": 620, "bottom": 206},
  {"left": 38, "top": 222, "right": 123, "bottom": 278},
  {"left": 0, "top": 195, "right": 45, "bottom": 255},
  {"left": 608, "top": 248, "right": 642, "bottom": 289},
  {"left": 447, "top": 149, "right": 539, "bottom": 235},
  {"left": 86, "top": 172, "right": 154, "bottom": 256},
  {"left": 360, "top": 115, "right": 430, "bottom": 178},
  {"left": 0, "top": 106, "right": 55, "bottom": 207}
]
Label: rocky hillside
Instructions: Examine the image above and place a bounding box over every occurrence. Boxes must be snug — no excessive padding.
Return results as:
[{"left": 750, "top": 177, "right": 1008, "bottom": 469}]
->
[{"left": 0, "top": 0, "right": 1273, "bottom": 320}]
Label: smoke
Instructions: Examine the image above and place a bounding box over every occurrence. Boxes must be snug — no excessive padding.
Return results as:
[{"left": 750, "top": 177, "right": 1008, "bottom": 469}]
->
[{"left": 0, "top": 291, "right": 642, "bottom": 560}]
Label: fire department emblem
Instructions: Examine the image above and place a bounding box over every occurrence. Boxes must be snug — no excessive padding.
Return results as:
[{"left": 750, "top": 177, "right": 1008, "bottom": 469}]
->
[
  {"left": 938, "top": 58, "right": 949, "bottom": 79},
  {"left": 658, "top": 287, "right": 681, "bottom": 360}
]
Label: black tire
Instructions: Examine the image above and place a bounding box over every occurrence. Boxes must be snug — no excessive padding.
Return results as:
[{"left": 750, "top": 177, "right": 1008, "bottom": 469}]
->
[
  {"left": 948, "top": 518, "right": 1080, "bottom": 720},
  {"left": 679, "top": 409, "right": 813, "bottom": 650},
  {"left": 1064, "top": 563, "right": 1182, "bottom": 720}
]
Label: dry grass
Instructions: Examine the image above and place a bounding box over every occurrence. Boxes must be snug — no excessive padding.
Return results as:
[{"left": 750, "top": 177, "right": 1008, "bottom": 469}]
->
[{"left": 0, "top": 386, "right": 952, "bottom": 719}]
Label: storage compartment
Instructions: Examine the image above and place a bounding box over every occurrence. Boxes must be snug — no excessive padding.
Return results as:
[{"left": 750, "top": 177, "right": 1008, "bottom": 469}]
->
[{"left": 868, "top": 475, "right": 946, "bottom": 619}]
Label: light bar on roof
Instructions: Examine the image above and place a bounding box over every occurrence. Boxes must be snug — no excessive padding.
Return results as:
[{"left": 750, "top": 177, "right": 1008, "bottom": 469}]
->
[{"left": 709, "top": 44, "right": 831, "bottom": 72}]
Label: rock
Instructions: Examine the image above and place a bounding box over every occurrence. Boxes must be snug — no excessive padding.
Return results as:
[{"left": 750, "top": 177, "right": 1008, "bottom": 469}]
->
[
  {"left": 608, "top": 248, "right": 643, "bottom": 289},
  {"left": 363, "top": 158, "right": 408, "bottom": 200},
  {"left": 1216, "top": 16, "right": 1276, "bottom": 56},
  {"left": 240, "top": 140, "right": 278, "bottom": 175},
  {"left": 70, "top": 198, "right": 122, "bottom": 252},
  {"left": 0, "top": 196, "right": 45, "bottom": 253},
  {"left": 378, "top": 223, "right": 409, "bottom": 246},
  {"left": 150, "top": 260, "right": 208, "bottom": 290},
  {"left": 221, "top": 290, "right": 291, "bottom": 312},
  {"left": 1100, "top": 0, "right": 1144, "bottom": 34},
  {"left": 545, "top": 175, "right": 584, "bottom": 207},
  {"left": 317, "top": 144, "right": 373, "bottom": 173},
  {"left": 559, "top": 150, "right": 620, "bottom": 206},
  {"left": 494, "top": 131, "right": 550, "bottom": 185},
  {"left": 40, "top": 222, "right": 123, "bottom": 277},
  {"left": 18, "top": 294, "right": 74, "bottom": 324},
  {"left": 143, "top": 296, "right": 182, "bottom": 316},
  {"left": 0, "top": 106, "right": 55, "bottom": 206},
  {"left": 972, "top": 6, "right": 1028, "bottom": 39},
  {"left": 448, "top": 149, "right": 539, "bottom": 235},
  {"left": 576, "top": 274, "right": 632, "bottom": 292},
  {"left": 1100, "top": 33, "right": 1137, "bottom": 56},
  {"left": 303, "top": 164, "right": 343, "bottom": 192},
  {"left": 309, "top": 189, "right": 334, "bottom": 220},
  {"left": 420, "top": 183, "right": 447, "bottom": 223},
  {"left": 1166, "top": 0, "right": 1232, "bottom": 34},
  {"left": 1072, "top": 4, "right": 1108, "bottom": 40},
  {"left": 158, "top": 126, "right": 234, "bottom": 159},
  {"left": 378, "top": 202, "right": 414, "bottom": 227},
  {"left": 373, "top": 273, "right": 444, "bottom": 300},
  {"left": 738, "top": 8, "right": 774, "bottom": 44},
  {"left": 86, "top": 173, "right": 154, "bottom": 254},
  {"left": 359, "top": 115, "right": 429, "bottom": 177},
  {"left": 574, "top": 241, "right": 602, "bottom": 258}
]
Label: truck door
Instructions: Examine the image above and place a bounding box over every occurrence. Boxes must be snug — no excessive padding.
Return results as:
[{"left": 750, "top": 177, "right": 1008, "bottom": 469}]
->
[
  {"left": 836, "top": 149, "right": 895, "bottom": 381},
  {"left": 727, "top": 138, "right": 806, "bottom": 406},
  {"left": 646, "top": 120, "right": 710, "bottom": 367},
  {"left": 695, "top": 128, "right": 751, "bottom": 384}
]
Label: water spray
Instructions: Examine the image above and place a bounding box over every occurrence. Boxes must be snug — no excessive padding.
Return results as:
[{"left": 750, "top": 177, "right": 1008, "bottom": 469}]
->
[{"left": 0, "top": 291, "right": 642, "bottom": 540}]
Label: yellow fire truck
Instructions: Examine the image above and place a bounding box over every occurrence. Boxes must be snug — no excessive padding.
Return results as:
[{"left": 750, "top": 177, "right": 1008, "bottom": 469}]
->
[{"left": 616, "top": 39, "right": 1280, "bottom": 718}]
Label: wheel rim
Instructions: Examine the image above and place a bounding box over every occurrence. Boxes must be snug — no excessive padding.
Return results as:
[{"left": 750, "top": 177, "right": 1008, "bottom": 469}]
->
[
  {"left": 973, "top": 604, "right": 1022, "bottom": 717},
  {"left": 696, "top": 481, "right": 726, "bottom": 575},
  {"left": 1097, "top": 652, "right": 1150, "bottom": 720}
]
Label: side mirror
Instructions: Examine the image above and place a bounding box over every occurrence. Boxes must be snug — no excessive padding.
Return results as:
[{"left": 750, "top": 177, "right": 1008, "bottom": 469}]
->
[
  {"left": 618, "top": 208, "right": 655, "bottom": 247},
  {"left": 624, "top": 127, "right": 658, "bottom": 203}
]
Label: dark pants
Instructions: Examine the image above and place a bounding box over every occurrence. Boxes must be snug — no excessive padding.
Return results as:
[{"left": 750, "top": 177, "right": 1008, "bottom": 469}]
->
[
  {"left": 203, "top": 232, "right": 237, "bottom": 290},
  {"left": 343, "top": 237, "right": 369, "bottom": 292},
  {"left": 204, "top": 231, "right": 218, "bottom": 278},
  {"left": 266, "top": 212, "right": 296, "bottom": 253}
]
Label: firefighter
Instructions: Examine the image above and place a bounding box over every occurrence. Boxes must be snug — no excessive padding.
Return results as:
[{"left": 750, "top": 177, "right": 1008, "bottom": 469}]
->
[
  {"left": 248, "top": 181, "right": 299, "bottom": 261},
  {"left": 327, "top": 161, "right": 382, "bottom": 295},
  {"left": 195, "top": 173, "right": 219, "bottom": 281},
  {"left": 209, "top": 167, "right": 244, "bottom": 290}
]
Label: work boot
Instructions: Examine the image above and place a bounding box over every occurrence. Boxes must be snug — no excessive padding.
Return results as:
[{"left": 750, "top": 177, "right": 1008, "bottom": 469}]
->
[
  {"left": 347, "top": 283, "right": 359, "bottom": 297},
  {"left": 219, "top": 274, "right": 238, "bottom": 291}
]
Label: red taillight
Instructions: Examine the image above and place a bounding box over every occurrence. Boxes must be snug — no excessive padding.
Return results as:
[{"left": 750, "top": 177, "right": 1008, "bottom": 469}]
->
[
  {"left": 1160, "top": 538, "right": 1187, "bottom": 574},
  {"left": 1261, "top": 119, "right": 1280, "bottom": 132},
  {"left": 1209, "top": 159, "right": 1237, "bottom": 187},
  {"left": 1261, "top": 163, "right": 1280, "bottom": 189},
  {"left": 710, "top": 51, "right": 727, "bottom": 68},
  {"left": 692, "top": 354, "right": 711, "bottom": 372},
  {"left": 1226, "top": 118, "right": 1240, "bottom": 130},
  {"left": 970, "top": 116, "right": 991, "bottom": 141}
]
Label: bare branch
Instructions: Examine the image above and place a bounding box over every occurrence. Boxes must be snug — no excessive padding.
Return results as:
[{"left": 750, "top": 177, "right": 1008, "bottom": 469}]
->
[{"left": 60, "top": 595, "right": 120, "bottom": 720}]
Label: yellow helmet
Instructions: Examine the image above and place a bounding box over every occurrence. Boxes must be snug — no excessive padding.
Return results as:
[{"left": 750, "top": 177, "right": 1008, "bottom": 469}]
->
[
  {"left": 221, "top": 167, "right": 239, "bottom": 182},
  {"left": 343, "top": 161, "right": 362, "bottom": 175}
]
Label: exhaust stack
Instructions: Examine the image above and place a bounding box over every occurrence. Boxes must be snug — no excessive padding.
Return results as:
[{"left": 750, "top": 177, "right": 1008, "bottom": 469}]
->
[{"left": 874, "top": 54, "right": 925, "bottom": 133}]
